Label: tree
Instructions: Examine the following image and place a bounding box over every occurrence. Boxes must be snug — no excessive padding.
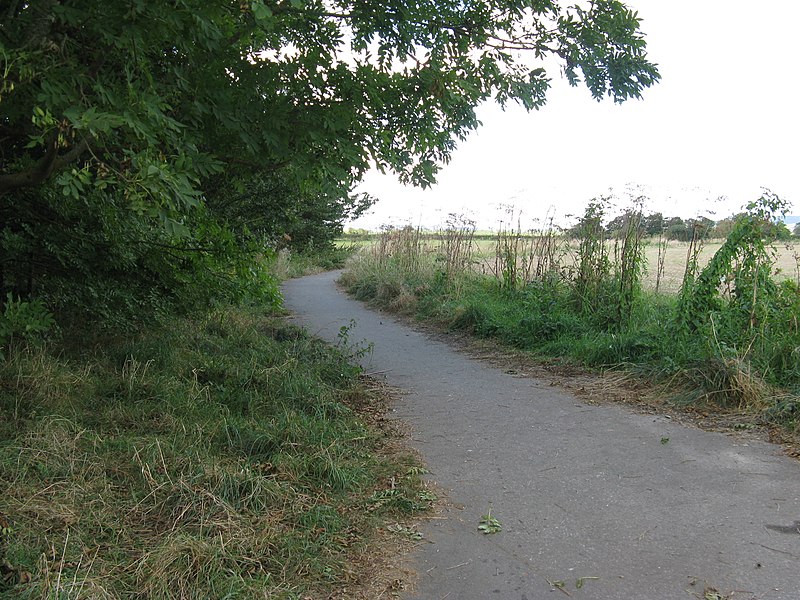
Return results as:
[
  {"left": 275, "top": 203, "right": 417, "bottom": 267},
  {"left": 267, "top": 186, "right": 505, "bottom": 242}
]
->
[
  {"left": 794, "top": 223, "right": 800, "bottom": 237},
  {"left": 205, "top": 170, "right": 375, "bottom": 251},
  {"left": 605, "top": 210, "right": 664, "bottom": 238},
  {"left": 771, "top": 222, "right": 792, "bottom": 241},
  {"left": 664, "top": 216, "right": 687, "bottom": 241},
  {"left": 642, "top": 212, "right": 664, "bottom": 236},
  {"left": 0, "top": 0, "right": 661, "bottom": 323},
  {"left": 1, "top": 0, "right": 660, "bottom": 203},
  {"left": 712, "top": 214, "right": 744, "bottom": 239},
  {"left": 664, "top": 217, "right": 713, "bottom": 242}
]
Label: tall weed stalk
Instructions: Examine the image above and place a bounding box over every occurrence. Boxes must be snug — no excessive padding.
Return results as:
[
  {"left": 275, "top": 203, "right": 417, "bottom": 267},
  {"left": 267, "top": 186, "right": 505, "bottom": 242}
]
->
[
  {"left": 572, "top": 199, "right": 611, "bottom": 313},
  {"left": 438, "top": 213, "right": 476, "bottom": 287},
  {"left": 522, "top": 209, "right": 565, "bottom": 284},
  {"left": 654, "top": 231, "right": 668, "bottom": 293},
  {"left": 493, "top": 206, "right": 523, "bottom": 290},
  {"left": 612, "top": 205, "right": 646, "bottom": 326}
]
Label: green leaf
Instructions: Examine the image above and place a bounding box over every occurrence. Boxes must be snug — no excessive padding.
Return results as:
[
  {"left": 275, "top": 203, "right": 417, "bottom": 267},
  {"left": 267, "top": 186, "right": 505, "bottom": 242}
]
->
[
  {"left": 252, "top": 1, "right": 273, "bottom": 21},
  {"left": 478, "top": 511, "right": 502, "bottom": 534}
]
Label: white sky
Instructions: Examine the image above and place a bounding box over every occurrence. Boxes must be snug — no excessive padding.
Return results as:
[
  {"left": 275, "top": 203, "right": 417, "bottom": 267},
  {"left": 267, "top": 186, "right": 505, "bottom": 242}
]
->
[{"left": 350, "top": 0, "right": 800, "bottom": 231}]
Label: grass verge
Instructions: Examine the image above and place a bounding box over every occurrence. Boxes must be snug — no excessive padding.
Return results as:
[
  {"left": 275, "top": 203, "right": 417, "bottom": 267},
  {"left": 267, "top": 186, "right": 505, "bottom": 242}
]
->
[
  {"left": 339, "top": 253, "right": 800, "bottom": 437},
  {"left": 271, "top": 246, "right": 358, "bottom": 280},
  {"left": 0, "top": 306, "right": 433, "bottom": 599}
]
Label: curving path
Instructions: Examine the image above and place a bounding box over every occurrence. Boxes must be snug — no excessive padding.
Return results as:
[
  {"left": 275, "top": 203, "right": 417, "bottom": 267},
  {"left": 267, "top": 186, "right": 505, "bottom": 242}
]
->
[{"left": 283, "top": 270, "right": 800, "bottom": 600}]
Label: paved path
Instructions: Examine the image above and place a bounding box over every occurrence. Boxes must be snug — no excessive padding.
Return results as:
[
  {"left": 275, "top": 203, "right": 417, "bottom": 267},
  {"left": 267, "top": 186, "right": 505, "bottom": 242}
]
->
[{"left": 283, "top": 271, "right": 800, "bottom": 600}]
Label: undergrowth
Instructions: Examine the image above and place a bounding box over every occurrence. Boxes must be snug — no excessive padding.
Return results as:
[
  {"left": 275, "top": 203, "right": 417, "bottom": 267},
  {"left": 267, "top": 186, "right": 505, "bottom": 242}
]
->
[
  {"left": 341, "top": 192, "right": 800, "bottom": 429},
  {"left": 0, "top": 307, "right": 432, "bottom": 598},
  {"left": 271, "top": 245, "right": 358, "bottom": 280}
]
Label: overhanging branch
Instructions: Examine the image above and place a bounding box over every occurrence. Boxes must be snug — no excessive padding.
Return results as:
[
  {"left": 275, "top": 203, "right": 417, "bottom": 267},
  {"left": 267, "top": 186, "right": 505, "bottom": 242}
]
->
[{"left": 0, "top": 134, "right": 92, "bottom": 197}]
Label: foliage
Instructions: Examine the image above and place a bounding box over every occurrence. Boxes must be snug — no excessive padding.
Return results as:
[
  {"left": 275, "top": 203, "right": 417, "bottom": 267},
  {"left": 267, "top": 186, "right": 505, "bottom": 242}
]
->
[
  {"left": 572, "top": 199, "right": 611, "bottom": 314},
  {"left": 0, "top": 306, "right": 430, "bottom": 598},
  {"left": 1, "top": 0, "right": 660, "bottom": 200},
  {"left": 342, "top": 191, "right": 800, "bottom": 422},
  {"left": 1, "top": 184, "right": 280, "bottom": 329},
  {"left": 663, "top": 216, "right": 714, "bottom": 242},
  {"left": 0, "top": 293, "right": 55, "bottom": 359},
  {"left": 205, "top": 170, "right": 375, "bottom": 253},
  {"left": 711, "top": 214, "right": 743, "bottom": 240},
  {"left": 1, "top": 0, "right": 660, "bottom": 329},
  {"left": 677, "top": 190, "right": 789, "bottom": 334}
]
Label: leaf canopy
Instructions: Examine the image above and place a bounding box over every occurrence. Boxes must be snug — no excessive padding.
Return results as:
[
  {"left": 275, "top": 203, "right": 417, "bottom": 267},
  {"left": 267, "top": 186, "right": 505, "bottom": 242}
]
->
[{"left": 1, "top": 0, "right": 660, "bottom": 206}]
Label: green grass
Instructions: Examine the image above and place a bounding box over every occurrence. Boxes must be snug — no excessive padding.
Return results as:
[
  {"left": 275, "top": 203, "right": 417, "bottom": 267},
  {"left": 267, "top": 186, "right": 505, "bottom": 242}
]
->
[
  {"left": 272, "top": 245, "right": 359, "bottom": 280},
  {"left": 0, "top": 306, "right": 432, "bottom": 598},
  {"left": 341, "top": 248, "right": 800, "bottom": 429}
]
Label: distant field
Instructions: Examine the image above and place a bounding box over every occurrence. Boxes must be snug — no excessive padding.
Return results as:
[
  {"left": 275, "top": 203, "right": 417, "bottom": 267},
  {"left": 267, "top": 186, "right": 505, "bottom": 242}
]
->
[
  {"left": 473, "top": 238, "right": 800, "bottom": 293},
  {"left": 638, "top": 240, "right": 798, "bottom": 292},
  {"left": 339, "top": 234, "right": 800, "bottom": 293}
]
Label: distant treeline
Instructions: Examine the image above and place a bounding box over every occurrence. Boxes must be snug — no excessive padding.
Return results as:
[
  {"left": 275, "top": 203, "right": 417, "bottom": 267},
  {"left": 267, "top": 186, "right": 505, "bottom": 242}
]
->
[{"left": 346, "top": 211, "right": 799, "bottom": 241}]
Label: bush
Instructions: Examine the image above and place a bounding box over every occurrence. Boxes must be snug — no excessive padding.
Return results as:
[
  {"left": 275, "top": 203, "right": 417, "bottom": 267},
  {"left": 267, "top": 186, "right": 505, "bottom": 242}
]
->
[{"left": 0, "top": 293, "right": 55, "bottom": 359}]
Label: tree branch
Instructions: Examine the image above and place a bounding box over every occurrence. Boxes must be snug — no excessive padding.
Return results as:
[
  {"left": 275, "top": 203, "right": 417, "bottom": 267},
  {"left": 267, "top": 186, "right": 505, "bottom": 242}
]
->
[
  {"left": 0, "top": 134, "right": 92, "bottom": 197},
  {"left": 21, "top": 0, "right": 60, "bottom": 48}
]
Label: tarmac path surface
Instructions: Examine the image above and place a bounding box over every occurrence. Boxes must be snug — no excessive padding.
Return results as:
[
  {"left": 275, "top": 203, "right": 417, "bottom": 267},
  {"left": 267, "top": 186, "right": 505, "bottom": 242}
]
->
[{"left": 283, "top": 270, "right": 800, "bottom": 600}]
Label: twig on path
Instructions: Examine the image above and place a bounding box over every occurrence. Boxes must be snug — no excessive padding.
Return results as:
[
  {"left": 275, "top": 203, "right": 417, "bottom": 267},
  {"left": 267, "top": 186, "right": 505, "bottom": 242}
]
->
[
  {"left": 545, "top": 577, "right": 572, "bottom": 596},
  {"left": 363, "top": 369, "right": 394, "bottom": 376},
  {"left": 752, "top": 542, "right": 799, "bottom": 559}
]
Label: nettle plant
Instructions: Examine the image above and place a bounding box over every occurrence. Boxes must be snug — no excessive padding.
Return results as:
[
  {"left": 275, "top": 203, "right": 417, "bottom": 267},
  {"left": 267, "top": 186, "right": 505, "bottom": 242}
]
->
[
  {"left": 572, "top": 198, "right": 612, "bottom": 316},
  {"left": 0, "top": 293, "right": 55, "bottom": 359}
]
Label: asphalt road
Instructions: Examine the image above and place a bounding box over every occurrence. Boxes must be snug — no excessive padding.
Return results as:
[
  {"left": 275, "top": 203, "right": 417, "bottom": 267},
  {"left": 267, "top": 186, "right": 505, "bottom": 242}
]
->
[{"left": 283, "top": 270, "right": 800, "bottom": 600}]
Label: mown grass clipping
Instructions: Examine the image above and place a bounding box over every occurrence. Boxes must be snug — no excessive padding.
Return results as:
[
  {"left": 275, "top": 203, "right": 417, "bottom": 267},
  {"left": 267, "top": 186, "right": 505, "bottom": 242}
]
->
[{"left": 0, "top": 307, "right": 432, "bottom": 599}]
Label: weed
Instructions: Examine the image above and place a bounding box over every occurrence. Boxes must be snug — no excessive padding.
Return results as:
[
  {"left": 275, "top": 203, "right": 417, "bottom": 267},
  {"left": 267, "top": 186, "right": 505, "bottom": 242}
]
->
[
  {"left": 368, "top": 487, "right": 436, "bottom": 515},
  {"left": 489, "top": 206, "right": 566, "bottom": 292},
  {"left": 493, "top": 205, "right": 524, "bottom": 291},
  {"left": 478, "top": 510, "right": 502, "bottom": 534},
  {"left": 611, "top": 199, "right": 646, "bottom": 326},
  {"left": 0, "top": 293, "right": 56, "bottom": 359},
  {"left": 386, "top": 523, "right": 424, "bottom": 541},
  {"left": 572, "top": 198, "right": 612, "bottom": 315},
  {"left": 438, "top": 213, "right": 477, "bottom": 287},
  {"left": 341, "top": 190, "right": 800, "bottom": 425},
  {"left": 336, "top": 319, "right": 375, "bottom": 363},
  {"left": 654, "top": 229, "right": 668, "bottom": 293}
]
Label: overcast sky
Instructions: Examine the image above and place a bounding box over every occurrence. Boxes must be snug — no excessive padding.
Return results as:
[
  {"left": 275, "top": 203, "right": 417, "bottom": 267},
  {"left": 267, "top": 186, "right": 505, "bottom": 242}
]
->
[{"left": 350, "top": 0, "right": 800, "bottom": 231}]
